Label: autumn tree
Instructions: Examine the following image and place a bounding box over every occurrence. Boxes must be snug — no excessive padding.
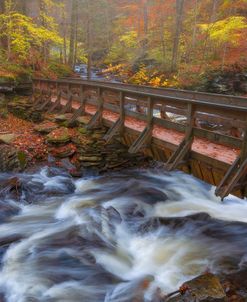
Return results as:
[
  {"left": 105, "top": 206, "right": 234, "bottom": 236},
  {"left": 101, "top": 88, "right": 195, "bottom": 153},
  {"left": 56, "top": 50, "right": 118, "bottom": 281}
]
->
[{"left": 0, "top": 0, "right": 62, "bottom": 64}]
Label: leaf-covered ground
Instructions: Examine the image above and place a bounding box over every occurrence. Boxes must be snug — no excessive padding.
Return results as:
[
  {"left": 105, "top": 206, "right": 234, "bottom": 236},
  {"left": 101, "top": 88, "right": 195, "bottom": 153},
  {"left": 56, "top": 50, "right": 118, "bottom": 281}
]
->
[{"left": 0, "top": 114, "right": 48, "bottom": 164}]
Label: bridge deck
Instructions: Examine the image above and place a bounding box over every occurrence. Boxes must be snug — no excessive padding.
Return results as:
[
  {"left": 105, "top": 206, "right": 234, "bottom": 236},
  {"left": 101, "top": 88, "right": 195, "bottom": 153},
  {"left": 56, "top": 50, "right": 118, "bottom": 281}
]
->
[
  {"left": 33, "top": 78, "right": 247, "bottom": 199},
  {"left": 82, "top": 103, "right": 239, "bottom": 165}
]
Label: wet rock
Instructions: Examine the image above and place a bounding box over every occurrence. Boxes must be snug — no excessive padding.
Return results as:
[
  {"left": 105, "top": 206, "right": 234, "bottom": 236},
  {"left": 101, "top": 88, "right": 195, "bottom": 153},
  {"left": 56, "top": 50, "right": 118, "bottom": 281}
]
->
[
  {"left": 0, "top": 177, "right": 21, "bottom": 196},
  {"left": 106, "top": 206, "right": 122, "bottom": 224},
  {"left": 0, "top": 293, "right": 6, "bottom": 302},
  {"left": 184, "top": 273, "right": 226, "bottom": 300},
  {"left": 47, "top": 127, "right": 70, "bottom": 144},
  {"left": 34, "top": 121, "right": 58, "bottom": 134},
  {"left": 0, "top": 134, "right": 17, "bottom": 144},
  {"left": 0, "top": 234, "right": 22, "bottom": 247},
  {"left": 0, "top": 145, "right": 22, "bottom": 172},
  {"left": 167, "top": 274, "right": 226, "bottom": 302},
  {"left": 0, "top": 201, "right": 20, "bottom": 222}
]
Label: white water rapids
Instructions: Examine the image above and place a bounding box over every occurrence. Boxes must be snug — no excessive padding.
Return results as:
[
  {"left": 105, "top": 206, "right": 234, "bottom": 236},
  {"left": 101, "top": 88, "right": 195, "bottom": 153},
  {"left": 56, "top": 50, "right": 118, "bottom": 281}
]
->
[{"left": 0, "top": 167, "right": 247, "bottom": 302}]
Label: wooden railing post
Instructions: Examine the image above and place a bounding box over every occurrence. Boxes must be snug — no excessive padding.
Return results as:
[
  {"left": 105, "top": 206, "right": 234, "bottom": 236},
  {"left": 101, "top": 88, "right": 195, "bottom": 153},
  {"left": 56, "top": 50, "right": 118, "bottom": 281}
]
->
[
  {"left": 147, "top": 96, "right": 153, "bottom": 127},
  {"left": 98, "top": 87, "right": 104, "bottom": 124},
  {"left": 165, "top": 103, "right": 195, "bottom": 171},
  {"left": 103, "top": 90, "right": 125, "bottom": 143},
  {"left": 86, "top": 87, "right": 104, "bottom": 129},
  {"left": 69, "top": 85, "right": 86, "bottom": 123},
  {"left": 119, "top": 91, "right": 125, "bottom": 133},
  {"left": 128, "top": 96, "right": 154, "bottom": 153},
  {"left": 240, "top": 125, "right": 247, "bottom": 163}
]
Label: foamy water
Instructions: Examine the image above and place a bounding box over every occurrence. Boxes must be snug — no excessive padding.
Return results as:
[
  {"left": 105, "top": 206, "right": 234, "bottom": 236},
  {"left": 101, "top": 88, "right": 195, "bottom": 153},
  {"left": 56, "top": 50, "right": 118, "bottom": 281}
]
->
[{"left": 0, "top": 167, "right": 247, "bottom": 301}]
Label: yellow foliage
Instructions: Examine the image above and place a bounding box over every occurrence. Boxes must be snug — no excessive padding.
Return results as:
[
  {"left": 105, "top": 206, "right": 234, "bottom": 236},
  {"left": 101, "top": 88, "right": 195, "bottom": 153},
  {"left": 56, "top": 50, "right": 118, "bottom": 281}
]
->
[{"left": 199, "top": 16, "right": 247, "bottom": 45}]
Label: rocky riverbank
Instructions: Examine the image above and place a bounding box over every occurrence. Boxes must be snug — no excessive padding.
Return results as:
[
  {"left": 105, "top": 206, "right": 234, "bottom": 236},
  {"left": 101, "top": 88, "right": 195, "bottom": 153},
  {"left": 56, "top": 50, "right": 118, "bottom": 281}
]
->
[{"left": 0, "top": 95, "right": 150, "bottom": 175}]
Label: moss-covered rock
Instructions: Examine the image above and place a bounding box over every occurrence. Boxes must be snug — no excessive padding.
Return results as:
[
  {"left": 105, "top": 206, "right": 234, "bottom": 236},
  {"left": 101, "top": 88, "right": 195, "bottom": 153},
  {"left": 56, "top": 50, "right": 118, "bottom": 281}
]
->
[
  {"left": 47, "top": 127, "right": 71, "bottom": 144},
  {"left": 34, "top": 122, "right": 58, "bottom": 134}
]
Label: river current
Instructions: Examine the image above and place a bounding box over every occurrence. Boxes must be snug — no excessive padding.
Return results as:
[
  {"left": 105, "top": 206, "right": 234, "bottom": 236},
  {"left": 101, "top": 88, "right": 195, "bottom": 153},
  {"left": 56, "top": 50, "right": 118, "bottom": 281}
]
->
[{"left": 0, "top": 167, "right": 247, "bottom": 302}]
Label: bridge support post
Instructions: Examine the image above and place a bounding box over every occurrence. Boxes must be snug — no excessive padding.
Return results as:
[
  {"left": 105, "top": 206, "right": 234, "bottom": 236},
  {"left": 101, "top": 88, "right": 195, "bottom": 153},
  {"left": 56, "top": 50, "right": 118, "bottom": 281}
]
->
[
  {"left": 87, "top": 87, "right": 104, "bottom": 129},
  {"left": 128, "top": 97, "right": 153, "bottom": 153},
  {"left": 166, "top": 103, "right": 195, "bottom": 171},
  {"left": 215, "top": 124, "right": 247, "bottom": 199},
  {"left": 37, "top": 89, "right": 52, "bottom": 111},
  {"left": 69, "top": 86, "right": 86, "bottom": 124},
  {"left": 61, "top": 93, "right": 73, "bottom": 114},
  {"left": 48, "top": 91, "right": 62, "bottom": 113},
  {"left": 103, "top": 91, "right": 125, "bottom": 143}
]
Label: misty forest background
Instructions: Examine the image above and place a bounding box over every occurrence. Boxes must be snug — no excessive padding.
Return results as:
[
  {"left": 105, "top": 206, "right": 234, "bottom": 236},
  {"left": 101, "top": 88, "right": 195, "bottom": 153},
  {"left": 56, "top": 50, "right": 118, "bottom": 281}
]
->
[{"left": 0, "top": 0, "right": 246, "bottom": 94}]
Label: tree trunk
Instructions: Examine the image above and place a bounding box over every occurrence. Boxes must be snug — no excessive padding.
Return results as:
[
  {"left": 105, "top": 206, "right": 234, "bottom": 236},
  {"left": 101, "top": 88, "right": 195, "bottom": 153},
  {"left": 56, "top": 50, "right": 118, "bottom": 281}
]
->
[
  {"left": 186, "top": 0, "right": 198, "bottom": 63},
  {"left": 39, "top": 0, "right": 48, "bottom": 63},
  {"left": 68, "top": 0, "right": 78, "bottom": 67},
  {"left": 18, "top": 0, "right": 28, "bottom": 14},
  {"left": 142, "top": 0, "right": 148, "bottom": 55},
  {"left": 171, "top": 0, "right": 185, "bottom": 72},
  {"left": 73, "top": 11, "right": 78, "bottom": 67},
  {"left": 198, "top": 0, "right": 219, "bottom": 72},
  {"left": 86, "top": 0, "right": 92, "bottom": 80}
]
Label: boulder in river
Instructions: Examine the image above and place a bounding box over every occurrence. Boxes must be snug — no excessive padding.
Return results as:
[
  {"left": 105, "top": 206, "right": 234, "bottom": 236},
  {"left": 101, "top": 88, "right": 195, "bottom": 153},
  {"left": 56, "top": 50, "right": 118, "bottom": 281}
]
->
[{"left": 167, "top": 273, "right": 226, "bottom": 302}]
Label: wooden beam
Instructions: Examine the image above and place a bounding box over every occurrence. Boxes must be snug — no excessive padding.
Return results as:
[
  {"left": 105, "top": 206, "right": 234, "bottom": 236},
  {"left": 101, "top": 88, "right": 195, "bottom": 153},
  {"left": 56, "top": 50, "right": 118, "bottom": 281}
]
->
[
  {"left": 48, "top": 91, "right": 61, "bottom": 113},
  {"left": 165, "top": 104, "right": 195, "bottom": 171},
  {"left": 61, "top": 93, "right": 73, "bottom": 114},
  {"left": 217, "top": 157, "right": 247, "bottom": 200},
  {"left": 86, "top": 88, "right": 104, "bottom": 130},
  {"left": 69, "top": 86, "right": 86, "bottom": 123},
  {"left": 103, "top": 92, "right": 125, "bottom": 143},
  {"left": 37, "top": 90, "right": 52, "bottom": 111},
  {"left": 128, "top": 97, "right": 153, "bottom": 153}
]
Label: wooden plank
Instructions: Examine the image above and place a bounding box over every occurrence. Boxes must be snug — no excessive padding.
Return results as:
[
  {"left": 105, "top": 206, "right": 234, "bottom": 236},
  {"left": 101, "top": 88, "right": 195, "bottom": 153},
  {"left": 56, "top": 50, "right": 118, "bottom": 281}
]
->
[
  {"left": 190, "top": 159, "right": 203, "bottom": 180},
  {"left": 165, "top": 104, "right": 195, "bottom": 171},
  {"left": 194, "top": 128, "right": 242, "bottom": 148},
  {"left": 128, "top": 97, "right": 153, "bottom": 153},
  {"left": 212, "top": 169, "right": 225, "bottom": 187},
  {"left": 199, "top": 163, "right": 216, "bottom": 186}
]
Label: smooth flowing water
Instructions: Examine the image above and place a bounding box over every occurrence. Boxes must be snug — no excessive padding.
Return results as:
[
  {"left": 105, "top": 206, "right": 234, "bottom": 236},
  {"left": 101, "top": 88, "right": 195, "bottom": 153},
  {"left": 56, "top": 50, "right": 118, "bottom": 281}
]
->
[{"left": 0, "top": 167, "right": 247, "bottom": 302}]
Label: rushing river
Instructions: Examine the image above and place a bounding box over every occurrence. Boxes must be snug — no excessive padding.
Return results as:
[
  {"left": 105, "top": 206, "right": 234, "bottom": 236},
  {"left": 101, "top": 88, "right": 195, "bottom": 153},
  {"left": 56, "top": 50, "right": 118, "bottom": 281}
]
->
[{"left": 0, "top": 167, "right": 247, "bottom": 302}]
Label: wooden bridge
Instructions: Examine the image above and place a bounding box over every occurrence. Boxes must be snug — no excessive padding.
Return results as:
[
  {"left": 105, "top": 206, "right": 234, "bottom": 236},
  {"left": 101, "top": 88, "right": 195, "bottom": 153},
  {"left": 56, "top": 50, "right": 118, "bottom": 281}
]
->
[{"left": 32, "top": 78, "right": 247, "bottom": 200}]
